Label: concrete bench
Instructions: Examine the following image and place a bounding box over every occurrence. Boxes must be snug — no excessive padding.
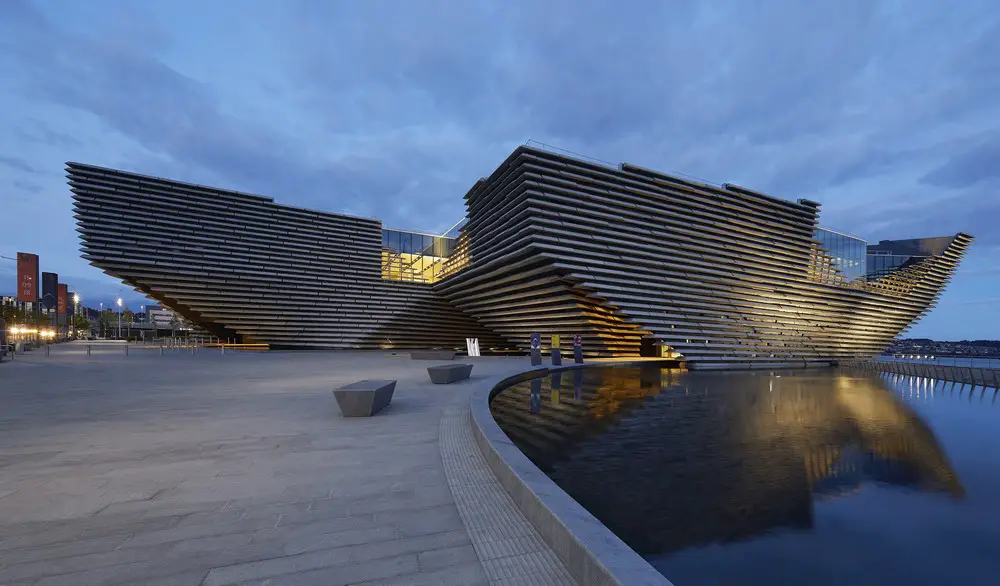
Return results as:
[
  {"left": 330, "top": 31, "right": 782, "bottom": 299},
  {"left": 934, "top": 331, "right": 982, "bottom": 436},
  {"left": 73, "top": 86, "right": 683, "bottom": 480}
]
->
[
  {"left": 411, "top": 350, "right": 457, "bottom": 360},
  {"left": 332, "top": 380, "right": 396, "bottom": 417},
  {"left": 427, "top": 364, "right": 473, "bottom": 384}
]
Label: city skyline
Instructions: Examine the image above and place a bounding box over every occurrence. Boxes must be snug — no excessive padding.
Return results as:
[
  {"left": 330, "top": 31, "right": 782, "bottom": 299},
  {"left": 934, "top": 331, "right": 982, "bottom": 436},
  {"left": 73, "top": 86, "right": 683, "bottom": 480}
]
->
[{"left": 1, "top": 0, "right": 998, "bottom": 338}]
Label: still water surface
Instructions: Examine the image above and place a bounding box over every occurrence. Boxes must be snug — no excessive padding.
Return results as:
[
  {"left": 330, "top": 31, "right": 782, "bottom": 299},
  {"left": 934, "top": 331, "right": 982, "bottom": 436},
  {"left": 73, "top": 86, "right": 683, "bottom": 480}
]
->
[{"left": 491, "top": 367, "right": 1000, "bottom": 586}]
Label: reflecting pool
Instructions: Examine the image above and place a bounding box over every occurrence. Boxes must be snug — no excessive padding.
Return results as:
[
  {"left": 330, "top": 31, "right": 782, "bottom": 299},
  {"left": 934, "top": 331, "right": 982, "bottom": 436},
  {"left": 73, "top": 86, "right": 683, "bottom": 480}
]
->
[{"left": 490, "top": 367, "right": 1000, "bottom": 586}]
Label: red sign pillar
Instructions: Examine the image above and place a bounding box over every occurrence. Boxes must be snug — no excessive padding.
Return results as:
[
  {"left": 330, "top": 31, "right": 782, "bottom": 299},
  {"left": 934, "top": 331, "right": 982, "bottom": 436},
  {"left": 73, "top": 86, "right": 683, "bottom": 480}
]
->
[{"left": 16, "top": 252, "right": 38, "bottom": 302}]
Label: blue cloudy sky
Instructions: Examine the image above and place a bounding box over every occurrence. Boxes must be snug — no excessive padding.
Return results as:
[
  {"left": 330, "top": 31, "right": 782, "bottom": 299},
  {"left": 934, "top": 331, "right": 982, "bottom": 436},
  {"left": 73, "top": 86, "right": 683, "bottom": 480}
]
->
[{"left": 1, "top": 0, "right": 997, "bottom": 339}]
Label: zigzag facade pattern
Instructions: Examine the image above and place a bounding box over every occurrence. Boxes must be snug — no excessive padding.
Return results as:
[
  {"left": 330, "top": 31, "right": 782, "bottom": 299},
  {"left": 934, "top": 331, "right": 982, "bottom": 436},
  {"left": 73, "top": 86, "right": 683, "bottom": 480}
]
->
[
  {"left": 67, "top": 162, "right": 504, "bottom": 350},
  {"left": 434, "top": 147, "right": 972, "bottom": 367},
  {"left": 68, "top": 145, "right": 971, "bottom": 367}
]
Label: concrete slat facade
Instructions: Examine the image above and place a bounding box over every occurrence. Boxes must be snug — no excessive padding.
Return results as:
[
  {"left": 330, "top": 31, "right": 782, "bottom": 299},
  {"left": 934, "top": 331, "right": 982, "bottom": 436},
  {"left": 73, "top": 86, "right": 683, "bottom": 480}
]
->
[
  {"left": 67, "top": 163, "right": 504, "bottom": 350},
  {"left": 68, "top": 145, "right": 971, "bottom": 366},
  {"left": 435, "top": 147, "right": 972, "bottom": 367}
]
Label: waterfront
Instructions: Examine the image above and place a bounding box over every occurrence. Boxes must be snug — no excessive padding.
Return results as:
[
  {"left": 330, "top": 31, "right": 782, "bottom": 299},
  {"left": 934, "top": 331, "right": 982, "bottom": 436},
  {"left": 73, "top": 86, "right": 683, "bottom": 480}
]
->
[
  {"left": 0, "top": 344, "right": 574, "bottom": 585},
  {"left": 491, "top": 367, "right": 1000, "bottom": 586}
]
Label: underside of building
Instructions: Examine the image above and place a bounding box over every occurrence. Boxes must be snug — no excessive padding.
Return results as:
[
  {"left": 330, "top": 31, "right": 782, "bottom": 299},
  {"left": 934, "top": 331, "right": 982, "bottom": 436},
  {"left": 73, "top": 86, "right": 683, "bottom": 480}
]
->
[{"left": 67, "top": 145, "right": 972, "bottom": 368}]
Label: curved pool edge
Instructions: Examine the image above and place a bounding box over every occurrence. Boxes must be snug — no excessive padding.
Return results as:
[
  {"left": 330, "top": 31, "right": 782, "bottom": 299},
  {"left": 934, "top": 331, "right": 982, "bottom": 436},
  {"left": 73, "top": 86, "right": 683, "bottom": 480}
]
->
[{"left": 469, "top": 360, "right": 675, "bottom": 586}]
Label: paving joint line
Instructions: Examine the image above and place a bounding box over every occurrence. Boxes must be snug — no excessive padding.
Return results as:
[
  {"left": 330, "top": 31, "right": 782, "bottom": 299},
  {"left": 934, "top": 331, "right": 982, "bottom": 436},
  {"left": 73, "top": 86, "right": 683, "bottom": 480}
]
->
[{"left": 439, "top": 399, "right": 576, "bottom": 586}]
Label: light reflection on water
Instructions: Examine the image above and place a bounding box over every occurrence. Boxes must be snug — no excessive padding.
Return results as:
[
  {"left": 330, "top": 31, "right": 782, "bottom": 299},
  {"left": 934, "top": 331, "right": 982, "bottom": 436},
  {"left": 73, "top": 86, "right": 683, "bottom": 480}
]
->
[{"left": 490, "top": 367, "right": 1000, "bottom": 586}]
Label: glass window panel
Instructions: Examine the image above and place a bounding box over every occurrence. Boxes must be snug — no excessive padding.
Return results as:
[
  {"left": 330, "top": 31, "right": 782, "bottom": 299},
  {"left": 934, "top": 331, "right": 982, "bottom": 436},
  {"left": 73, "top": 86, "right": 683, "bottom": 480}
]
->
[
  {"left": 388, "top": 230, "right": 399, "bottom": 252},
  {"left": 424, "top": 235, "right": 434, "bottom": 275},
  {"left": 420, "top": 240, "right": 428, "bottom": 278}
]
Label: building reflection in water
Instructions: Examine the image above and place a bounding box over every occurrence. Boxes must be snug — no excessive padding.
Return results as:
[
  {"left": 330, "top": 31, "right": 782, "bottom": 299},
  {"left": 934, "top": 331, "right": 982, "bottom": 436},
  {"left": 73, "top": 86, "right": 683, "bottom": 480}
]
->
[{"left": 490, "top": 367, "right": 964, "bottom": 556}]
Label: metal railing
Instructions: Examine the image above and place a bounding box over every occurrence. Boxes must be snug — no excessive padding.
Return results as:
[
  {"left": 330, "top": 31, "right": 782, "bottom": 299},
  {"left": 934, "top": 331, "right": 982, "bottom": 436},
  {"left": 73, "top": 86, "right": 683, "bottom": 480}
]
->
[
  {"left": 5, "top": 337, "right": 270, "bottom": 359},
  {"left": 877, "top": 354, "right": 1000, "bottom": 369}
]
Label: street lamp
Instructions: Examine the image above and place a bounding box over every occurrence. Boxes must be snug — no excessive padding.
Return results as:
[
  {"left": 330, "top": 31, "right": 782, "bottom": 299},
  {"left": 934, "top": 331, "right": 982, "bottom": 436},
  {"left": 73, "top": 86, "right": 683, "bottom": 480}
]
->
[
  {"left": 116, "top": 297, "right": 123, "bottom": 339},
  {"left": 72, "top": 294, "right": 80, "bottom": 339}
]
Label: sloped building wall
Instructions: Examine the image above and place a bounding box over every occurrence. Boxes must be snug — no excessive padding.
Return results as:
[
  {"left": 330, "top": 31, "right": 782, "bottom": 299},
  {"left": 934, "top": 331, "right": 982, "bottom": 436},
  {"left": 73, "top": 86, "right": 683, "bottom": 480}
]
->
[
  {"left": 436, "top": 147, "right": 972, "bottom": 367},
  {"left": 67, "top": 162, "right": 505, "bottom": 350}
]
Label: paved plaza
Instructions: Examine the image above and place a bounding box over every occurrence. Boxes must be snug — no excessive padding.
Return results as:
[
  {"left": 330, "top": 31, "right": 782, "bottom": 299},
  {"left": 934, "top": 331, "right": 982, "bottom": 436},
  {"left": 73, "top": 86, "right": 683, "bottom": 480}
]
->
[{"left": 0, "top": 343, "right": 574, "bottom": 585}]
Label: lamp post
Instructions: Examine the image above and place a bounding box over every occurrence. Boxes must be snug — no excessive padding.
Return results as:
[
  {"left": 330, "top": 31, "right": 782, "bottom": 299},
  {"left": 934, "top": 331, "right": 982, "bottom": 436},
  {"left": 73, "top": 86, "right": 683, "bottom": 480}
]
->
[
  {"left": 116, "top": 297, "right": 123, "bottom": 339},
  {"left": 99, "top": 302, "right": 103, "bottom": 338},
  {"left": 73, "top": 294, "right": 80, "bottom": 339}
]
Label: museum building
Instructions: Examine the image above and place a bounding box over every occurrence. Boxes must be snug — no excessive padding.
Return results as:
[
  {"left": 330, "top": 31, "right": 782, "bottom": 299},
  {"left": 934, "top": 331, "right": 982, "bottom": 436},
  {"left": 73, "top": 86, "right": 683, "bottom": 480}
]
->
[{"left": 67, "top": 144, "right": 972, "bottom": 368}]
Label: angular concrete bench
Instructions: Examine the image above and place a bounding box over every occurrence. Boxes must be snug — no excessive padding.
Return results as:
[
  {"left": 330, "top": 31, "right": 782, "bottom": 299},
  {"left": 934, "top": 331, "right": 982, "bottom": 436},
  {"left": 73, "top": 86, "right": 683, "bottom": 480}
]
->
[
  {"left": 411, "top": 350, "right": 456, "bottom": 360},
  {"left": 332, "top": 380, "right": 396, "bottom": 417},
  {"left": 427, "top": 364, "right": 473, "bottom": 384}
]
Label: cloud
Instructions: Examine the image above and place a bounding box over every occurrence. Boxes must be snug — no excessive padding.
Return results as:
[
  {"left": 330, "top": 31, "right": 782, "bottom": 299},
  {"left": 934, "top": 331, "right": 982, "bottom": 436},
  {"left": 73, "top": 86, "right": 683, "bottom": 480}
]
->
[
  {"left": 4, "top": 0, "right": 998, "bottom": 232},
  {"left": 920, "top": 134, "right": 1000, "bottom": 188},
  {"left": 957, "top": 298, "right": 1000, "bottom": 306},
  {"left": 12, "top": 180, "right": 42, "bottom": 194},
  {"left": 14, "top": 119, "right": 83, "bottom": 149},
  {"left": 0, "top": 0, "right": 998, "bottom": 337},
  {"left": 0, "top": 155, "right": 41, "bottom": 174},
  {"left": 826, "top": 185, "right": 1000, "bottom": 246},
  {"left": 961, "top": 267, "right": 1000, "bottom": 277}
]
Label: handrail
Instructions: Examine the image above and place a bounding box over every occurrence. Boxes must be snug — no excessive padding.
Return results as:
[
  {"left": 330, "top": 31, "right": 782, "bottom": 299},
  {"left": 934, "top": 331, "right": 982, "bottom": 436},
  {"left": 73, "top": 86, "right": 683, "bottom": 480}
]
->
[{"left": 878, "top": 354, "right": 1000, "bottom": 369}]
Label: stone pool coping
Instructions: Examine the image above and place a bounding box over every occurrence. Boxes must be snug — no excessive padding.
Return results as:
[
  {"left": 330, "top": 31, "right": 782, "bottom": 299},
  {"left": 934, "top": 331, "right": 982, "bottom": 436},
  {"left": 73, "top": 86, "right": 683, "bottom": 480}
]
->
[{"left": 469, "top": 360, "right": 675, "bottom": 586}]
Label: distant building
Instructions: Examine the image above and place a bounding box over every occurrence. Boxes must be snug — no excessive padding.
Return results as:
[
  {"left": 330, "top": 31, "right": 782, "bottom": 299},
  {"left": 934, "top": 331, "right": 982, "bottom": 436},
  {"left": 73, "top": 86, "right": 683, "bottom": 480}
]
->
[
  {"left": 146, "top": 305, "right": 190, "bottom": 331},
  {"left": 1, "top": 295, "right": 40, "bottom": 321}
]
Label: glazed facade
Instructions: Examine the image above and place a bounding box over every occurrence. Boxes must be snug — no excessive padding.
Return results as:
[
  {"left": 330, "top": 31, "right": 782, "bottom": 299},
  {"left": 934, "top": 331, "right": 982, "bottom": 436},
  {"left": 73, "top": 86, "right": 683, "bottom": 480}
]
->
[
  {"left": 67, "top": 146, "right": 973, "bottom": 368},
  {"left": 866, "top": 237, "right": 957, "bottom": 281}
]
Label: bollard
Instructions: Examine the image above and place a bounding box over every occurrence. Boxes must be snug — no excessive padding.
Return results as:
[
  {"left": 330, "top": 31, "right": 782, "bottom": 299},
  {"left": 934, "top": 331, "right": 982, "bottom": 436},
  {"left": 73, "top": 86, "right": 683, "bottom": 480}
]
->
[
  {"left": 159, "top": 344, "right": 163, "bottom": 356},
  {"left": 530, "top": 332, "right": 542, "bottom": 366},
  {"left": 87, "top": 345, "right": 91, "bottom": 356},
  {"left": 45, "top": 345, "right": 50, "bottom": 357},
  {"left": 573, "top": 334, "right": 584, "bottom": 364},
  {"left": 125, "top": 345, "right": 129, "bottom": 356},
  {"left": 550, "top": 334, "right": 562, "bottom": 366},
  {"left": 221, "top": 344, "right": 225, "bottom": 355}
]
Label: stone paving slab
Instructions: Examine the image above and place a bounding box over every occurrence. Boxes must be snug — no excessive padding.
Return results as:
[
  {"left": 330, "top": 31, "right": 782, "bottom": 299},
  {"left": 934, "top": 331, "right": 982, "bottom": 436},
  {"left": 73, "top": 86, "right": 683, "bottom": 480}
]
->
[
  {"left": 0, "top": 344, "right": 576, "bottom": 585},
  {"left": 441, "top": 405, "right": 575, "bottom": 585}
]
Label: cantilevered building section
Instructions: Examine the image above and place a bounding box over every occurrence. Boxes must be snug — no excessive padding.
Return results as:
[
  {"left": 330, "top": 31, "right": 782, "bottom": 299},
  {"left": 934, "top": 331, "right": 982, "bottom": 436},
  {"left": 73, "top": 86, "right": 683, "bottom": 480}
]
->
[
  {"left": 433, "top": 147, "right": 971, "bottom": 367},
  {"left": 67, "top": 163, "right": 502, "bottom": 350},
  {"left": 67, "top": 145, "right": 972, "bottom": 367},
  {"left": 866, "top": 237, "right": 958, "bottom": 281}
]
